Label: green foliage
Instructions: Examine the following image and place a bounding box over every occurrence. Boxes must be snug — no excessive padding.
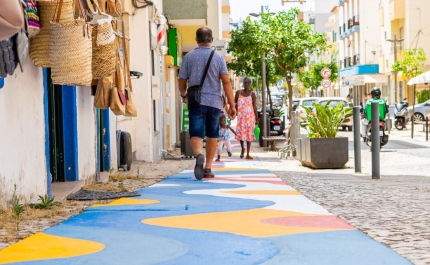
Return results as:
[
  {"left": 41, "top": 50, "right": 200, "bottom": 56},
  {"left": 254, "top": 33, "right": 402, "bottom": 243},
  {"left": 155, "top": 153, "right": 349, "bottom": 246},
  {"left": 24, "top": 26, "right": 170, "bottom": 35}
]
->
[
  {"left": 261, "top": 8, "right": 328, "bottom": 116},
  {"left": 298, "top": 56, "right": 339, "bottom": 90},
  {"left": 392, "top": 48, "right": 427, "bottom": 78},
  {"left": 30, "top": 195, "right": 60, "bottom": 209},
  {"left": 273, "top": 108, "right": 285, "bottom": 118},
  {"left": 297, "top": 87, "right": 307, "bottom": 98},
  {"left": 301, "top": 101, "right": 352, "bottom": 138},
  {"left": 417, "top": 89, "right": 430, "bottom": 103},
  {"left": 10, "top": 184, "right": 25, "bottom": 231}
]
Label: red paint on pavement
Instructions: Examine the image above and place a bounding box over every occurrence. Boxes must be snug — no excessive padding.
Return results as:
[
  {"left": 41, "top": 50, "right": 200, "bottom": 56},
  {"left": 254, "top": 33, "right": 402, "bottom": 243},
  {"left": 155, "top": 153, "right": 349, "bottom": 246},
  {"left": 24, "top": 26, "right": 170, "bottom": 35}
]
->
[{"left": 205, "top": 178, "right": 288, "bottom": 185}]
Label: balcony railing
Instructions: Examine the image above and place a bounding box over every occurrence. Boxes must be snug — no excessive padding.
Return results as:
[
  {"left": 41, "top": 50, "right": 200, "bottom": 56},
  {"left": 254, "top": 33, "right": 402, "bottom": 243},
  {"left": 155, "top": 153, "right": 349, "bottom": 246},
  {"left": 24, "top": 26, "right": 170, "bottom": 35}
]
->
[
  {"left": 353, "top": 54, "right": 360, "bottom": 65},
  {"left": 353, "top": 15, "right": 359, "bottom": 26},
  {"left": 348, "top": 19, "right": 353, "bottom": 29}
]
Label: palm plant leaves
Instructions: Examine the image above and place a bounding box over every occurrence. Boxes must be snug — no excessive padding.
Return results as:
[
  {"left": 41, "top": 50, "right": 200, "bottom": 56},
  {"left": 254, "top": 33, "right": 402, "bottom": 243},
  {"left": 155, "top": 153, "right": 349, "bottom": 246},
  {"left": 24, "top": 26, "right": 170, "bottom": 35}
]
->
[{"left": 302, "top": 100, "right": 352, "bottom": 138}]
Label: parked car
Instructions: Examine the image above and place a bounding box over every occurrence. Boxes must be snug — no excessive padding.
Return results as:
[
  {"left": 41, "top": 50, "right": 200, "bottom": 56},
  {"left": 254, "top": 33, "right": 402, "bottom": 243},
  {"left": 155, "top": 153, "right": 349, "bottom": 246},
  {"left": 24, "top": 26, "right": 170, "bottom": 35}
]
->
[
  {"left": 292, "top": 97, "right": 320, "bottom": 119},
  {"left": 316, "top": 97, "right": 353, "bottom": 131},
  {"left": 407, "top": 99, "right": 430, "bottom": 122}
]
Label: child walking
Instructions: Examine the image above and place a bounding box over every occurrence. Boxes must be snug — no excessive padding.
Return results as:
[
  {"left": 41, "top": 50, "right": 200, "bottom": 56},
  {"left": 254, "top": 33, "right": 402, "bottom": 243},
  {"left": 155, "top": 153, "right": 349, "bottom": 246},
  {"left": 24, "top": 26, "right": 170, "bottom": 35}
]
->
[{"left": 216, "top": 114, "right": 237, "bottom": 162}]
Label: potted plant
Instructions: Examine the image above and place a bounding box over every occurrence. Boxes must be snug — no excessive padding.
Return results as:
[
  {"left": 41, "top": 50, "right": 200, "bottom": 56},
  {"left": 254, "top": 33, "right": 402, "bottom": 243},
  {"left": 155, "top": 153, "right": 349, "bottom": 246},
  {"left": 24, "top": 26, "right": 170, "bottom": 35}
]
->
[{"left": 296, "top": 100, "right": 353, "bottom": 169}]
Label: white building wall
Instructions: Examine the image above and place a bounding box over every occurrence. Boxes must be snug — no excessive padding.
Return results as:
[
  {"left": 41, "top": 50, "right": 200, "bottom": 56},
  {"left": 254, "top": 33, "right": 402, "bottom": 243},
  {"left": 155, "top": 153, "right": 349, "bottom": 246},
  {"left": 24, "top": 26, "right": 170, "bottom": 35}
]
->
[
  {"left": 76, "top": 87, "right": 97, "bottom": 182},
  {"left": 405, "top": 0, "right": 430, "bottom": 68},
  {"left": 0, "top": 61, "right": 46, "bottom": 205},
  {"left": 127, "top": 1, "right": 164, "bottom": 163},
  {"left": 359, "top": 0, "right": 381, "bottom": 65},
  {"left": 207, "top": 0, "right": 222, "bottom": 40}
]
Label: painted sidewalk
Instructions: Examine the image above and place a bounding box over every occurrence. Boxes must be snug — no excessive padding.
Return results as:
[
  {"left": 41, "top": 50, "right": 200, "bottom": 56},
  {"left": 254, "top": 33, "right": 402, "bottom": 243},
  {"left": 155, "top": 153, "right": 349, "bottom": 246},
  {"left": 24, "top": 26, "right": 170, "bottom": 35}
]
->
[{"left": 0, "top": 141, "right": 412, "bottom": 265}]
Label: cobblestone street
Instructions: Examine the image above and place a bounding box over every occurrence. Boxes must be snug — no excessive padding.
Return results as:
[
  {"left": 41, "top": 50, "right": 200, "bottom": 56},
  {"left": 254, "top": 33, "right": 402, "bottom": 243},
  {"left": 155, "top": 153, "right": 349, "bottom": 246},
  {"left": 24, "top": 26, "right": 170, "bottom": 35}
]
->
[{"left": 256, "top": 129, "right": 430, "bottom": 265}]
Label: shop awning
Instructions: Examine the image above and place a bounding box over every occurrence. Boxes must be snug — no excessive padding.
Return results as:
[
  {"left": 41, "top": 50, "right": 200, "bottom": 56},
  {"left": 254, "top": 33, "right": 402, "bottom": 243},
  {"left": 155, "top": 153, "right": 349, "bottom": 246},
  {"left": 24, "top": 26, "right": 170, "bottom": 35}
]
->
[{"left": 363, "top": 74, "right": 388, "bottom": 83}]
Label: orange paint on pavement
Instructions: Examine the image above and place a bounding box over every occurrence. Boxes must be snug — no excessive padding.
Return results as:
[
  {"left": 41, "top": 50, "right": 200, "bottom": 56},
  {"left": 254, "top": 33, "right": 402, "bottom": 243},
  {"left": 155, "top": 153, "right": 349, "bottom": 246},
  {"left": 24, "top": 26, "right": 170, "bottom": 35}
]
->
[
  {"left": 142, "top": 209, "right": 347, "bottom": 237},
  {"left": 0, "top": 233, "right": 104, "bottom": 264},
  {"left": 92, "top": 198, "right": 159, "bottom": 207}
]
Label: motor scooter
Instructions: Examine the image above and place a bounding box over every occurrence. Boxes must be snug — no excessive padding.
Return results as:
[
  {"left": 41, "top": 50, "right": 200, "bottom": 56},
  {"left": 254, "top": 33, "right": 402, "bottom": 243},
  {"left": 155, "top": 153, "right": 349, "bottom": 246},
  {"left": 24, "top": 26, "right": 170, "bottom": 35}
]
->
[
  {"left": 361, "top": 118, "right": 389, "bottom": 149},
  {"left": 394, "top": 98, "right": 409, "bottom": 130}
]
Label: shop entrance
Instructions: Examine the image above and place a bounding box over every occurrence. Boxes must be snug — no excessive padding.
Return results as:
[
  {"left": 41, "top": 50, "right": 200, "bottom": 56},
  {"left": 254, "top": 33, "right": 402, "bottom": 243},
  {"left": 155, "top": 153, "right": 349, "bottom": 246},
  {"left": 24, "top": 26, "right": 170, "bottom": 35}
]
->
[
  {"left": 47, "top": 68, "right": 65, "bottom": 182},
  {"left": 96, "top": 109, "right": 111, "bottom": 173}
]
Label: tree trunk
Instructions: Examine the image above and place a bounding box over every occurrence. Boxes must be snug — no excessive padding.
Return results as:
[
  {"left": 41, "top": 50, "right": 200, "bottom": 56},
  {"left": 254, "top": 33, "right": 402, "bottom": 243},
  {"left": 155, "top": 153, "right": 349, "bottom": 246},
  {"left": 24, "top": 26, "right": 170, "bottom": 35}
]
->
[
  {"left": 266, "top": 68, "right": 273, "bottom": 115},
  {"left": 287, "top": 78, "right": 293, "bottom": 119}
]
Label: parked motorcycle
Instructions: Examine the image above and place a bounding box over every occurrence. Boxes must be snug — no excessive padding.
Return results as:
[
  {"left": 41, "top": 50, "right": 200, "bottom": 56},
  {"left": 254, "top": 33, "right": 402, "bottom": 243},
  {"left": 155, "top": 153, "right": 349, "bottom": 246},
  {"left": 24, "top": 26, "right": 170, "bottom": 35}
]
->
[
  {"left": 361, "top": 118, "right": 389, "bottom": 149},
  {"left": 394, "top": 98, "right": 409, "bottom": 130},
  {"left": 270, "top": 116, "right": 284, "bottom": 136}
]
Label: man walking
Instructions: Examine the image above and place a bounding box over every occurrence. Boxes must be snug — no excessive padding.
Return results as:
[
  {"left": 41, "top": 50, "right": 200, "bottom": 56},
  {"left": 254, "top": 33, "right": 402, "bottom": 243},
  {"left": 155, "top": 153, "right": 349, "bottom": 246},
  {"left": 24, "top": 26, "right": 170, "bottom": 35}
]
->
[{"left": 178, "top": 27, "right": 236, "bottom": 180}]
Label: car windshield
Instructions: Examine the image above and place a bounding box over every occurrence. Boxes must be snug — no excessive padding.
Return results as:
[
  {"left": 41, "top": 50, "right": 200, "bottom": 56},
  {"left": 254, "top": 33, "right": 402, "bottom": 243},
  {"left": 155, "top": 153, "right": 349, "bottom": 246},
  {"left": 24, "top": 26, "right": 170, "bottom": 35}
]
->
[
  {"left": 302, "top": 99, "right": 317, "bottom": 107},
  {"left": 319, "top": 100, "right": 345, "bottom": 108}
]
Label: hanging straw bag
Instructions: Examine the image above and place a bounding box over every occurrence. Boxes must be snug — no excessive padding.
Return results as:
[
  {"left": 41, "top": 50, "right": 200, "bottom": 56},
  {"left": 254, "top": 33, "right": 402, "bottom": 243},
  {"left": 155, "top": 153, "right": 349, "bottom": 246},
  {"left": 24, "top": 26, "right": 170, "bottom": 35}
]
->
[
  {"left": 121, "top": 21, "right": 137, "bottom": 117},
  {"left": 94, "top": 74, "right": 113, "bottom": 109},
  {"left": 29, "top": 0, "right": 73, "bottom": 67},
  {"left": 90, "top": 14, "right": 116, "bottom": 79},
  {"left": 105, "top": 0, "right": 121, "bottom": 17},
  {"left": 49, "top": 0, "right": 93, "bottom": 86},
  {"left": 110, "top": 37, "right": 126, "bottom": 115}
]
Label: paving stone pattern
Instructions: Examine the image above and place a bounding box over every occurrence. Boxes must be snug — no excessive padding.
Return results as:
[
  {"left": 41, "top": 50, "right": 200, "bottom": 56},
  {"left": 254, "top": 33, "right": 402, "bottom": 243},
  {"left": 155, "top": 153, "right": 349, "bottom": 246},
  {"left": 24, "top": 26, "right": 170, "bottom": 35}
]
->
[{"left": 256, "top": 146, "right": 430, "bottom": 265}]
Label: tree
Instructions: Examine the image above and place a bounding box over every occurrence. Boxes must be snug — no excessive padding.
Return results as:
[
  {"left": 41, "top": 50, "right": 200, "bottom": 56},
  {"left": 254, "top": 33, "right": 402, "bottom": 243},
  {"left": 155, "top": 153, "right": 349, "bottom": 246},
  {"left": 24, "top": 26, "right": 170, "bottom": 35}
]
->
[
  {"left": 260, "top": 8, "right": 328, "bottom": 117},
  {"left": 392, "top": 48, "right": 427, "bottom": 79},
  {"left": 228, "top": 16, "right": 283, "bottom": 111}
]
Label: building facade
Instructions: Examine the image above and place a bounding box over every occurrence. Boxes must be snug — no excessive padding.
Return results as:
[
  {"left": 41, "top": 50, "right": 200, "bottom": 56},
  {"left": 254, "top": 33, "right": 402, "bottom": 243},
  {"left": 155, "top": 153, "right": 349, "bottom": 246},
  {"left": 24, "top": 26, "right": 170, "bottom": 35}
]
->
[{"left": 379, "top": 0, "right": 430, "bottom": 105}]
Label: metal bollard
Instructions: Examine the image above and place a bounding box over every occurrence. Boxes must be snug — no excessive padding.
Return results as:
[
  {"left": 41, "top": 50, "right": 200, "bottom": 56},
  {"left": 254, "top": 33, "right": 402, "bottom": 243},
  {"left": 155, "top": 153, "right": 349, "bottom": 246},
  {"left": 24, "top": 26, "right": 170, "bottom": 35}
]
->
[
  {"left": 371, "top": 102, "right": 380, "bottom": 179},
  {"left": 426, "top": 117, "right": 429, "bottom": 142},
  {"left": 353, "top": 107, "right": 361, "bottom": 173}
]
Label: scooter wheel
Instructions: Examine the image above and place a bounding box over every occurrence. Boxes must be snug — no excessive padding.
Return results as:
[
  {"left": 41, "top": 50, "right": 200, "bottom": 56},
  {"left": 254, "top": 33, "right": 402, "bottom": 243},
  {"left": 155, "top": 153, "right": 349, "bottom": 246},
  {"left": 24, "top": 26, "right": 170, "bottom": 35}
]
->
[{"left": 395, "top": 121, "right": 403, "bottom": 130}]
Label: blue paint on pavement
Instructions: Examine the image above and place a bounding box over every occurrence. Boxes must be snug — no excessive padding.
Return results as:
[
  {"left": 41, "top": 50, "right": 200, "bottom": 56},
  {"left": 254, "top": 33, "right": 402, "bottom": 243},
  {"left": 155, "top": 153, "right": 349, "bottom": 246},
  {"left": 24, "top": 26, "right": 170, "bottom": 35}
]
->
[{"left": 263, "top": 230, "right": 412, "bottom": 265}]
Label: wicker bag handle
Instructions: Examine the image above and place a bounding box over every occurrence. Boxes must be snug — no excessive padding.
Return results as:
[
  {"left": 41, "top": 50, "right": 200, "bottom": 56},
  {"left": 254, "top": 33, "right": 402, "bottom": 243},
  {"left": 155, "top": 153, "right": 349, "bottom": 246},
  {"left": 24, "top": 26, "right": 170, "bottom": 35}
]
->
[{"left": 121, "top": 20, "right": 132, "bottom": 91}]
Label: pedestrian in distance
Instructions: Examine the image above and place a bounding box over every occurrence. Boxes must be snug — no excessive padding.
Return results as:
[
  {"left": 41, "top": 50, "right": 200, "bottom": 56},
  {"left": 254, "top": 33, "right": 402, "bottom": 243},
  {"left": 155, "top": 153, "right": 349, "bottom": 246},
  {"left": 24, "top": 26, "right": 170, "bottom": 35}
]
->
[
  {"left": 178, "top": 27, "right": 236, "bottom": 180},
  {"left": 235, "top": 77, "right": 258, "bottom": 160},
  {"left": 215, "top": 114, "right": 237, "bottom": 162}
]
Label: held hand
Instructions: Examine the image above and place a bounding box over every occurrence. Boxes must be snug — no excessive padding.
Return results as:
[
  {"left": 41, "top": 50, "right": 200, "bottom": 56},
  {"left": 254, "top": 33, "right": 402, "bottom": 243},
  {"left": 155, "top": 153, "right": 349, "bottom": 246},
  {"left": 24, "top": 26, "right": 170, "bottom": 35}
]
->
[
  {"left": 228, "top": 107, "right": 237, "bottom": 120},
  {"left": 255, "top": 119, "right": 259, "bottom": 125}
]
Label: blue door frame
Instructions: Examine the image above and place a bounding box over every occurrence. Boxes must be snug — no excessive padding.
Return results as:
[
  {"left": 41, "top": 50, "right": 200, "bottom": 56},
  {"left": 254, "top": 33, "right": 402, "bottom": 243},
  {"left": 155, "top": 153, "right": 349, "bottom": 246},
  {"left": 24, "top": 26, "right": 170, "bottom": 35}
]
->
[
  {"left": 44, "top": 74, "right": 110, "bottom": 195},
  {"left": 96, "top": 109, "right": 111, "bottom": 179}
]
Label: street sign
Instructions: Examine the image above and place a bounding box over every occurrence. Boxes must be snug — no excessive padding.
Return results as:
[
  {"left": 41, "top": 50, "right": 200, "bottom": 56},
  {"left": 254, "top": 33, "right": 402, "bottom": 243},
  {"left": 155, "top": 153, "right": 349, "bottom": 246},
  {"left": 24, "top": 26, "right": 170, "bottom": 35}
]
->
[
  {"left": 343, "top": 75, "right": 364, "bottom": 86},
  {"left": 321, "top": 79, "right": 331, "bottom": 88},
  {"left": 321, "top": 68, "right": 332, "bottom": 78}
]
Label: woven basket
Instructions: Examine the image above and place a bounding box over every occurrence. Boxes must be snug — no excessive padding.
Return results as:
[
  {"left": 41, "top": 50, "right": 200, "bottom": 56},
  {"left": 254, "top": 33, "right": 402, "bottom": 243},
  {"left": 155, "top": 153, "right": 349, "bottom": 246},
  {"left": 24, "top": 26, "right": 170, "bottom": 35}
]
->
[
  {"left": 50, "top": 19, "right": 93, "bottom": 86},
  {"left": 91, "top": 19, "right": 116, "bottom": 79},
  {"left": 29, "top": 0, "right": 73, "bottom": 67}
]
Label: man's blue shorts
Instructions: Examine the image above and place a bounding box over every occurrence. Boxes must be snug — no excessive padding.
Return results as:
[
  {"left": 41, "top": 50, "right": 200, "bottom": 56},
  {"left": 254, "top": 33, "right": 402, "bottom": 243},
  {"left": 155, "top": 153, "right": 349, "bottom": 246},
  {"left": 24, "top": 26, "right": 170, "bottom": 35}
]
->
[{"left": 188, "top": 105, "right": 221, "bottom": 139}]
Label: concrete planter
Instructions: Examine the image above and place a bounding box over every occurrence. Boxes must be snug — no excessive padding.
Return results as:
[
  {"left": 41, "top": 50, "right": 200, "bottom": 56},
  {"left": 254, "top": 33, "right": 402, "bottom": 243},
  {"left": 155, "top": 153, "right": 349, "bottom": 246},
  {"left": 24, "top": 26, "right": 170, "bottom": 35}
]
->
[{"left": 296, "top": 137, "right": 349, "bottom": 169}]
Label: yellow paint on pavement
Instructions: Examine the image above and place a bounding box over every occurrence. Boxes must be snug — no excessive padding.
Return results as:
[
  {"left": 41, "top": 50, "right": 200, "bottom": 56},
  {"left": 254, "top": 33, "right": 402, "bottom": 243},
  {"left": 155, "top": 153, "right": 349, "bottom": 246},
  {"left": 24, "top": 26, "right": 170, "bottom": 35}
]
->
[
  {"left": 0, "top": 233, "right": 104, "bottom": 264},
  {"left": 92, "top": 198, "right": 159, "bottom": 207},
  {"left": 222, "top": 190, "right": 301, "bottom": 195},
  {"left": 142, "top": 209, "right": 343, "bottom": 237}
]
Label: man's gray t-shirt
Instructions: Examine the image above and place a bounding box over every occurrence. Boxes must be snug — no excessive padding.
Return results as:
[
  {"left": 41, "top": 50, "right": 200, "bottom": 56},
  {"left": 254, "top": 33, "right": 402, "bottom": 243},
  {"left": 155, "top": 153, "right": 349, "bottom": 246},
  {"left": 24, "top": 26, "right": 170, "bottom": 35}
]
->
[{"left": 178, "top": 46, "right": 228, "bottom": 110}]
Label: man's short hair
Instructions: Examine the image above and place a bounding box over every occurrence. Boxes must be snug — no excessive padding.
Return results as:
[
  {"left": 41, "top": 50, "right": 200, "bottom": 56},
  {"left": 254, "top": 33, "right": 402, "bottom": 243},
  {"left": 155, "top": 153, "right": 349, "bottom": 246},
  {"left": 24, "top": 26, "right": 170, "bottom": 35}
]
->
[{"left": 196, "top": 27, "right": 213, "bottom": 44}]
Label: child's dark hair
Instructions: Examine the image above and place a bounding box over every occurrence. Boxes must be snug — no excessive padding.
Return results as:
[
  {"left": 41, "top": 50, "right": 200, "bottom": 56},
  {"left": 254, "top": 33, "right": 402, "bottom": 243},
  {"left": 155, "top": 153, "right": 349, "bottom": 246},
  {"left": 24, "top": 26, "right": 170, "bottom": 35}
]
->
[{"left": 220, "top": 114, "right": 226, "bottom": 120}]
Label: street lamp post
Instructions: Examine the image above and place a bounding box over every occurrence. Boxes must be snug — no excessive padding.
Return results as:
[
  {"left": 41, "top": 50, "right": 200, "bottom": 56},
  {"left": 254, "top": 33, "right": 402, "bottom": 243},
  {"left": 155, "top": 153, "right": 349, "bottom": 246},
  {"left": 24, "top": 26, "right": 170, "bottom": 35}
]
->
[
  {"left": 250, "top": 6, "right": 274, "bottom": 143},
  {"left": 386, "top": 34, "right": 404, "bottom": 103}
]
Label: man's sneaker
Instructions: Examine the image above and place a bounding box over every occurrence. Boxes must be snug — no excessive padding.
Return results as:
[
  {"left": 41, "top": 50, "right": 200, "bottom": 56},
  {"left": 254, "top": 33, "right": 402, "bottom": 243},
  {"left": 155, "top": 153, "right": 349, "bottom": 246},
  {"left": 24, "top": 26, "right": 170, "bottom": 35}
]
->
[
  {"left": 228, "top": 152, "right": 232, "bottom": 157},
  {"left": 203, "top": 168, "right": 215, "bottom": 178},
  {"left": 194, "top": 154, "right": 205, "bottom": 180}
]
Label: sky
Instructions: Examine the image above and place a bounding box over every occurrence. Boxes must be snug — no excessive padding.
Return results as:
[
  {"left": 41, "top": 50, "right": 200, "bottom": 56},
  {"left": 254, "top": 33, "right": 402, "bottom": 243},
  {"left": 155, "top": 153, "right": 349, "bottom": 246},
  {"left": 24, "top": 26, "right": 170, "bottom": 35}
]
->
[{"left": 229, "top": 0, "right": 307, "bottom": 22}]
